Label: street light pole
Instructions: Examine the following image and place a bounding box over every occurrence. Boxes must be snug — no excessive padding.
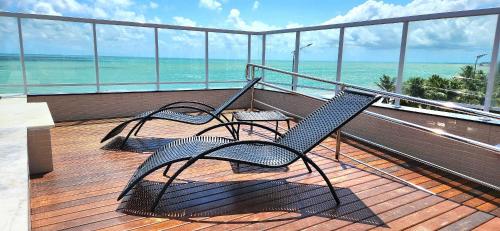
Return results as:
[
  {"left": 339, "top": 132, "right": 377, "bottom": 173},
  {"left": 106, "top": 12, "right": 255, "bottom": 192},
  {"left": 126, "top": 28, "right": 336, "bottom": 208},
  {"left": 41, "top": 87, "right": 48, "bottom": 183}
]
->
[
  {"left": 291, "top": 43, "right": 313, "bottom": 72},
  {"left": 474, "top": 53, "right": 488, "bottom": 77}
]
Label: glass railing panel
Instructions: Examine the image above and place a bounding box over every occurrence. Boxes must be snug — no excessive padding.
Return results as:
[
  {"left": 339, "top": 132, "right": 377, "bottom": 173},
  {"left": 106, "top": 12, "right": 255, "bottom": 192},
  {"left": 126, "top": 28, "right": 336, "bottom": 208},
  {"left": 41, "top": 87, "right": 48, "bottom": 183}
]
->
[
  {"left": 100, "top": 84, "right": 156, "bottom": 92},
  {"left": 342, "top": 23, "right": 402, "bottom": 95},
  {"left": 251, "top": 35, "right": 262, "bottom": 64},
  {"left": 404, "top": 15, "right": 496, "bottom": 108},
  {"left": 208, "top": 82, "right": 247, "bottom": 89},
  {"left": 160, "top": 83, "right": 206, "bottom": 91},
  {"left": 0, "top": 17, "right": 23, "bottom": 94},
  {"left": 97, "top": 25, "right": 155, "bottom": 86},
  {"left": 208, "top": 33, "right": 247, "bottom": 86},
  {"left": 28, "top": 86, "right": 97, "bottom": 94},
  {"left": 298, "top": 29, "right": 340, "bottom": 94},
  {"left": 22, "top": 19, "right": 96, "bottom": 93},
  {"left": 265, "top": 33, "right": 295, "bottom": 85},
  {"left": 158, "top": 29, "right": 205, "bottom": 84}
]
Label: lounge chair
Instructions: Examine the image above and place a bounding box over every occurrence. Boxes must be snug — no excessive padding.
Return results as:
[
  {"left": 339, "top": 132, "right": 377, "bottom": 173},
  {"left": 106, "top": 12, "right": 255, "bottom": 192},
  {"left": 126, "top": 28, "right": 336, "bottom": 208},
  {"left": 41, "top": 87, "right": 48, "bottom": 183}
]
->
[
  {"left": 101, "top": 78, "right": 261, "bottom": 147},
  {"left": 117, "top": 89, "right": 381, "bottom": 211}
]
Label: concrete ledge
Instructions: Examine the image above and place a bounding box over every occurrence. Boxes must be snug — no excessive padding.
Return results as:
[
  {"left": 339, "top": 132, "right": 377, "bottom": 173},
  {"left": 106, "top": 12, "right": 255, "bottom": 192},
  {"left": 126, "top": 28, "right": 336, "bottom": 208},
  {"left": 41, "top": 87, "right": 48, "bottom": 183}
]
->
[{"left": 0, "top": 127, "right": 30, "bottom": 231}]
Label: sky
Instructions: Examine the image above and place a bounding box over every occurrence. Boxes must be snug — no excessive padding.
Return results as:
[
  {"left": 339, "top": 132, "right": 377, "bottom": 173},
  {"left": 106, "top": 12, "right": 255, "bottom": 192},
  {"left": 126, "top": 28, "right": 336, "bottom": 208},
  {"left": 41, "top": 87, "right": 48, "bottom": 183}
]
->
[{"left": 1, "top": 0, "right": 500, "bottom": 62}]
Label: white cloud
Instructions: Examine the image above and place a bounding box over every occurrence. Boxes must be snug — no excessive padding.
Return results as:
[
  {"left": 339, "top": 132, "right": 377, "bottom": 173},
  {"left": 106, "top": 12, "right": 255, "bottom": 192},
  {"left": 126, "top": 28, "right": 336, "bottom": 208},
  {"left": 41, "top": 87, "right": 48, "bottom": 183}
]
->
[
  {"left": 317, "top": 0, "right": 497, "bottom": 49},
  {"left": 32, "top": 2, "right": 62, "bottom": 16},
  {"left": 252, "top": 1, "right": 259, "bottom": 10},
  {"left": 173, "top": 16, "right": 197, "bottom": 27},
  {"left": 227, "top": 8, "right": 278, "bottom": 31},
  {"left": 199, "top": 0, "right": 222, "bottom": 11},
  {"left": 149, "top": 1, "right": 158, "bottom": 9}
]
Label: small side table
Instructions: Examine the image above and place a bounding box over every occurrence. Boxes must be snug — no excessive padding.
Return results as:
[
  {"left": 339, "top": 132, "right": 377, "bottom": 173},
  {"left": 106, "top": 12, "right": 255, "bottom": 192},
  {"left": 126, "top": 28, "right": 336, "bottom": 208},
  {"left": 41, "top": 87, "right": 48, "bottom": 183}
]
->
[{"left": 232, "top": 110, "right": 291, "bottom": 140}]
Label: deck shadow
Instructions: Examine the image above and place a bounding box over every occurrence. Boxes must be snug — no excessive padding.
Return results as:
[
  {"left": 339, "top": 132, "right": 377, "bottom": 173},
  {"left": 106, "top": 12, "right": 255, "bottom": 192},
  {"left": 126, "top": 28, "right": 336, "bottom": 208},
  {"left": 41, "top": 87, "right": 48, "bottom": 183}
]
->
[
  {"left": 101, "top": 136, "right": 178, "bottom": 153},
  {"left": 118, "top": 179, "right": 386, "bottom": 227}
]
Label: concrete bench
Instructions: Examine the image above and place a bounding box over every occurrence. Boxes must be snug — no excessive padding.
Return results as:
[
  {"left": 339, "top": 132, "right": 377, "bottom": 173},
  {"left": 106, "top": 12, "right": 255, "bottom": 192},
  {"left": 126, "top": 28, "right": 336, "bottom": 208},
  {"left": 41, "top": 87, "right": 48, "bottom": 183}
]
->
[
  {"left": 0, "top": 95, "right": 55, "bottom": 175},
  {"left": 0, "top": 94, "right": 55, "bottom": 230}
]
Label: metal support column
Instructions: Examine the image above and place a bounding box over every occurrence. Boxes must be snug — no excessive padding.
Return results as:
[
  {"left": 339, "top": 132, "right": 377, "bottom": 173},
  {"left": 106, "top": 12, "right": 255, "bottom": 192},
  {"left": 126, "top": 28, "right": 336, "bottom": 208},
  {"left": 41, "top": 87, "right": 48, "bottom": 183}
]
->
[
  {"left": 395, "top": 22, "right": 409, "bottom": 107},
  {"left": 205, "top": 31, "right": 209, "bottom": 89},
  {"left": 247, "top": 34, "right": 251, "bottom": 64},
  {"left": 292, "top": 31, "right": 300, "bottom": 91},
  {"left": 17, "top": 17, "right": 27, "bottom": 94},
  {"left": 335, "top": 28, "right": 344, "bottom": 93},
  {"left": 262, "top": 34, "right": 266, "bottom": 80},
  {"left": 154, "top": 27, "right": 160, "bottom": 91},
  {"left": 484, "top": 15, "right": 500, "bottom": 111},
  {"left": 92, "top": 23, "right": 100, "bottom": 92}
]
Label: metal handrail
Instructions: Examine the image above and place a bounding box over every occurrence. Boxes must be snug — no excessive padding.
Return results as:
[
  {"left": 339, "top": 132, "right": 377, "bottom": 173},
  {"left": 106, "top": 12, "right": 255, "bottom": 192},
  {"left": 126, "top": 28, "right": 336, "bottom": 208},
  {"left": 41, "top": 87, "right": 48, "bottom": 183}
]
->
[
  {"left": 247, "top": 63, "right": 500, "bottom": 120},
  {"left": 0, "top": 11, "right": 256, "bottom": 35},
  {"left": 261, "top": 7, "right": 500, "bottom": 34},
  {"left": 247, "top": 67, "right": 500, "bottom": 154}
]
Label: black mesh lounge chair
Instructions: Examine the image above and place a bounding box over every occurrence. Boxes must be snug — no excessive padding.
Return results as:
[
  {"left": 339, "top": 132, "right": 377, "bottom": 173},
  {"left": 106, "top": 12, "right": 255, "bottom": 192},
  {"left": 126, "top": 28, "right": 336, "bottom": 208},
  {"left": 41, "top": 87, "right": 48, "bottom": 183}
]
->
[
  {"left": 117, "top": 89, "right": 381, "bottom": 211},
  {"left": 101, "top": 78, "right": 261, "bottom": 147}
]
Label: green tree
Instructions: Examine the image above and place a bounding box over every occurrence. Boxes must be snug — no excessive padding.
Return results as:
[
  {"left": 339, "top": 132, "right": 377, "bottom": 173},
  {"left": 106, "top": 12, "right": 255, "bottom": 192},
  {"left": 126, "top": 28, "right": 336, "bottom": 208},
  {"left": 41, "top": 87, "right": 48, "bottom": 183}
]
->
[
  {"left": 375, "top": 74, "right": 396, "bottom": 92},
  {"left": 454, "top": 65, "right": 486, "bottom": 105},
  {"left": 404, "top": 77, "right": 426, "bottom": 98},
  {"left": 375, "top": 74, "right": 396, "bottom": 103},
  {"left": 424, "top": 74, "right": 449, "bottom": 101}
]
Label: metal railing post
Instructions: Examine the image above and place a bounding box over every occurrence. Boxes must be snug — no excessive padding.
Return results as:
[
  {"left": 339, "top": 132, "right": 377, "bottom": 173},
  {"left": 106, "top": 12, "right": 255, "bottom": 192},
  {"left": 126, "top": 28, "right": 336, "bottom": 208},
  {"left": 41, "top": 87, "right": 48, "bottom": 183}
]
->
[
  {"left": 92, "top": 23, "right": 100, "bottom": 92},
  {"left": 247, "top": 34, "right": 251, "bottom": 64},
  {"left": 154, "top": 27, "right": 160, "bottom": 91},
  {"left": 335, "top": 27, "right": 344, "bottom": 93},
  {"left": 484, "top": 14, "right": 500, "bottom": 111},
  {"left": 250, "top": 66, "right": 255, "bottom": 111},
  {"left": 395, "top": 21, "right": 409, "bottom": 107},
  {"left": 17, "top": 17, "right": 27, "bottom": 94},
  {"left": 292, "top": 31, "right": 300, "bottom": 91},
  {"left": 262, "top": 34, "right": 266, "bottom": 80},
  {"left": 205, "top": 31, "right": 209, "bottom": 89}
]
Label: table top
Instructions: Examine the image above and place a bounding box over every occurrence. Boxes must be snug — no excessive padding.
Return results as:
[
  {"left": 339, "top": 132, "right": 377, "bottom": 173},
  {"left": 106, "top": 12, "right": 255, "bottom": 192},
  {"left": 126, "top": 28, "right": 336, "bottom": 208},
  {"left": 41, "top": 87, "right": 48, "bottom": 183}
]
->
[
  {"left": 0, "top": 102, "right": 54, "bottom": 130},
  {"left": 233, "top": 110, "right": 290, "bottom": 122}
]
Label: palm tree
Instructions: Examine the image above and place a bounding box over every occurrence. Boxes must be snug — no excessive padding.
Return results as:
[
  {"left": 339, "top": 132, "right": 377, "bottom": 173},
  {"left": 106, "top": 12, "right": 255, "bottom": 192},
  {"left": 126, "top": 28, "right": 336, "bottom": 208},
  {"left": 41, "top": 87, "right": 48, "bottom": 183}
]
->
[
  {"left": 375, "top": 74, "right": 395, "bottom": 103},
  {"left": 424, "top": 74, "right": 449, "bottom": 101},
  {"left": 403, "top": 77, "right": 426, "bottom": 107},
  {"left": 455, "top": 65, "right": 486, "bottom": 105},
  {"left": 404, "top": 77, "right": 426, "bottom": 98}
]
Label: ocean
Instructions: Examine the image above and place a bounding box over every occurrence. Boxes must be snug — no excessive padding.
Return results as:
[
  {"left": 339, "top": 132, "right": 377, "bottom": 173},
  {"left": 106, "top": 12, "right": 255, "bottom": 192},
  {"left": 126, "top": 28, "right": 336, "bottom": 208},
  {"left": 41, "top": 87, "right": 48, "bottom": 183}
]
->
[{"left": 0, "top": 54, "right": 487, "bottom": 95}]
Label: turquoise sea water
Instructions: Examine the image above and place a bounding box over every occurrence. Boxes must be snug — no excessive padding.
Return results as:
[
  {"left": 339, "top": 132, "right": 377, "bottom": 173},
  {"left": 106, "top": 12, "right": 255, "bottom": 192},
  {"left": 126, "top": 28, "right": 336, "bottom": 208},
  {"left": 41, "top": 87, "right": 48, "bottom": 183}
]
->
[{"left": 0, "top": 54, "right": 487, "bottom": 95}]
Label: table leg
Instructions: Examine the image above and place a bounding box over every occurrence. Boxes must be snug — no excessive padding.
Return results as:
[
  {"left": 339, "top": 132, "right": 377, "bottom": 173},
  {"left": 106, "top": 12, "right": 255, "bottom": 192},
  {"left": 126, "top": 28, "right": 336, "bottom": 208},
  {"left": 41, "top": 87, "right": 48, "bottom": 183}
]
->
[{"left": 275, "top": 121, "right": 279, "bottom": 141}]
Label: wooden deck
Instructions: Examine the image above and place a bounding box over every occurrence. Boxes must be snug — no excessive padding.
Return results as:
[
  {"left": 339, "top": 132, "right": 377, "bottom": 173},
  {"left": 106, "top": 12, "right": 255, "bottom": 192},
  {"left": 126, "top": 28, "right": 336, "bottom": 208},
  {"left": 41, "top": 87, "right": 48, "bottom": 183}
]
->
[{"left": 30, "top": 115, "right": 499, "bottom": 230}]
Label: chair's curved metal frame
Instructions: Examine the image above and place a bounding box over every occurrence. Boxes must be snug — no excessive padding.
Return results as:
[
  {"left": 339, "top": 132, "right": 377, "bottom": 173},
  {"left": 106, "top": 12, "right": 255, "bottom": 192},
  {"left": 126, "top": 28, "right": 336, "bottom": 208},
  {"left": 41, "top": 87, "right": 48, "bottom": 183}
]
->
[
  {"left": 117, "top": 89, "right": 381, "bottom": 212},
  {"left": 116, "top": 123, "right": 339, "bottom": 211},
  {"left": 195, "top": 121, "right": 312, "bottom": 172},
  {"left": 120, "top": 105, "right": 238, "bottom": 148},
  {"left": 133, "top": 101, "right": 218, "bottom": 136},
  {"left": 101, "top": 78, "right": 261, "bottom": 147},
  {"left": 149, "top": 140, "right": 339, "bottom": 211}
]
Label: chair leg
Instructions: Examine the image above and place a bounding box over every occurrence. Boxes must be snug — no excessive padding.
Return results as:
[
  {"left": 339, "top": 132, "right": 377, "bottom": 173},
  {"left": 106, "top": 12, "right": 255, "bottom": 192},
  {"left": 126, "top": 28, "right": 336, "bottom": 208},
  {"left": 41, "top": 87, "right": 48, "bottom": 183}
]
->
[
  {"left": 120, "top": 120, "right": 144, "bottom": 149},
  {"left": 134, "top": 120, "right": 146, "bottom": 136},
  {"left": 274, "top": 121, "right": 279, "bottom": 141},
  {"left": 303, "top": 159, "right": 312, "bottom": 173},
  {"left": 151, "top": 158, "right": 200, "bottom": 211},
  {"left": 162, "top": 164, "right": 171, "bottom": 177},
  {"left": 302, "top": 156, "right": 340, "bottom": 205}
]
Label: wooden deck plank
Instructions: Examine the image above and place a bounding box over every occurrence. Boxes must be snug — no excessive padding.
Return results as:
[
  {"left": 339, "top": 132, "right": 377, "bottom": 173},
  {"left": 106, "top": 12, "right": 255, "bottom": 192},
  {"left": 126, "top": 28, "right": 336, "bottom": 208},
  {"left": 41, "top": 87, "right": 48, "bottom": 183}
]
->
[{"left": 29, "top": 117, "right": 499, "bottom": 230}]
